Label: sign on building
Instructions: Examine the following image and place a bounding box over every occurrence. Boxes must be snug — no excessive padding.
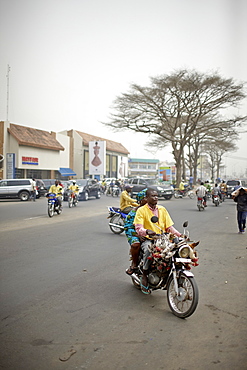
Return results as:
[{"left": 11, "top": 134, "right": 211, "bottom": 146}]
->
[
  {"left": 22, "top": 156, "right": 39, "bottom": 165},
  {"left": 89, "top": 141, "right": 106, "bottom": 175},
  {"left": 7, "top": 153, "right": 15, "bottom": 178},
  {"left": 159, "top": 166, "right": 176, "bottom": 182}
]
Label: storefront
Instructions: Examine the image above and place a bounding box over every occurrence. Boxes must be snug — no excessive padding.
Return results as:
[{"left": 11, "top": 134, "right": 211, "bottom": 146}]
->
[{"left": 0, "top": 121, "right": 66, "bottom": 179}]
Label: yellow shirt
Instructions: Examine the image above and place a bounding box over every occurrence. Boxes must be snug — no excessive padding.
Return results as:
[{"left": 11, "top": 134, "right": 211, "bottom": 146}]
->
[
  {"left": 49, "top": 184, "right": 63, "bottom": 195},
  {"left": 69, "top": 184, "right": 79, "bottom": 193},
  {"left": 179, "top": 182, "right": 185, "bottom": 190},
  {"left": 134, "top": 203, "right": 173, "bottom": 233},
  {"left": 120, "top": 190, "right": 138, "bottom": 210}
]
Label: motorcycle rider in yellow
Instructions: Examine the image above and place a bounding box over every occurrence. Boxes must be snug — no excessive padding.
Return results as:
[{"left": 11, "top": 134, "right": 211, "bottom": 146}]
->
[
  {"left": 48, "top": 180, "right": 64, "bottom": 207},
  {"left": 68, "top": 181, "right": 79, "bottom": 201},
  {"left": 134, "top": 189, "right": 182, "bottom": 294}
]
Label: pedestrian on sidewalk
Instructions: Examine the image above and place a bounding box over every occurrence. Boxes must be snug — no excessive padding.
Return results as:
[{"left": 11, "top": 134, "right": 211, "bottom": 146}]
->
[
  {"left": 232, "top": 187, "right": 247, "bottom": 234},
  {"left": 30, "top": 178, "right": 37, "bottom": 201}
]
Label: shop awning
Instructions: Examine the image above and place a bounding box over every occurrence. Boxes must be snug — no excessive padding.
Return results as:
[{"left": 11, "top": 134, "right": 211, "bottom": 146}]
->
[{"left": 58, "top": 167, "right": 77, "bottom": 176}]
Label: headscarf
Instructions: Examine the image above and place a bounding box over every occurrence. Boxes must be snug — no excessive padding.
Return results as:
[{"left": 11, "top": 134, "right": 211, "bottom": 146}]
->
[{"left": 136, "top": 188, "right": 147, "bottom": 203}]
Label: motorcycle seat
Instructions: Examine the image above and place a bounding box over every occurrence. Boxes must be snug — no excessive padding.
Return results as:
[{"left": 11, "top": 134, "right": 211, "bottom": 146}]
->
[{"left": 111, "top": 206, "right": 121, "bottom": 212}]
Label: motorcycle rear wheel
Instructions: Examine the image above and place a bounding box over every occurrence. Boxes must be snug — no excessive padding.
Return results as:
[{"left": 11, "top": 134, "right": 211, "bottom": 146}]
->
[
  {"left": 109, "top": 214, "right": 124, "bottom": 234},
  {"left": 174, "top": 191, "right": 181, "bottom": 199},
  {"left": 167, "top": 273, "right": 199, "bottom": 318},
  {"left": 48, "top": 204, "right": 54, "bottom": 218},
  {"left": 56, "top": 206, "right": 62, "bottom": 214}
]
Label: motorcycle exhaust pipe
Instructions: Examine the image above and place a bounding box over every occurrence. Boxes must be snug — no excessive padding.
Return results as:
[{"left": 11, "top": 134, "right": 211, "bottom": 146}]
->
[
  {"left": 131, "top": 273, "right": 140, "bottom": 284},
  {"left": 108, "top": 223, "right": 124, "bottom": 229}
]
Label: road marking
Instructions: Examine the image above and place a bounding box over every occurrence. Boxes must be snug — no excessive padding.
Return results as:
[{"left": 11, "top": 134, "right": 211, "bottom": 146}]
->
[{"left": 24, "top": 216, "right": 45, "bottom": 220}]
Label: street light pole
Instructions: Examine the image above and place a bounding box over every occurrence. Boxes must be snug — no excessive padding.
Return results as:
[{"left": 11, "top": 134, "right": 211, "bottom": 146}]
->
[{"left": 6, "top": 64, "right": 10, "bottom": 121}]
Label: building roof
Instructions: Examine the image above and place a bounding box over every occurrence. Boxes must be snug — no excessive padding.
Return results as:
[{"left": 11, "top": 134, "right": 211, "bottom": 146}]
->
[
  {"left": 129, "top": 158, "right": 159, "bottom": 163},
  {"left": 76, "top": 130, "right": 129, "bottom": 155},
  {"left": 8, "top": 123, "right": 64, "bottom": 151}
]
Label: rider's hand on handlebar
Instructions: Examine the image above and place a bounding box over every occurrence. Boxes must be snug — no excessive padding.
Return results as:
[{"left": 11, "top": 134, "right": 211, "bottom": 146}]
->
[
  {"left": 180, "top": 234, "right": 190, "bottom": 240},
  {"left": 146, "top": 229, "right": 156, "bottom": 236}
]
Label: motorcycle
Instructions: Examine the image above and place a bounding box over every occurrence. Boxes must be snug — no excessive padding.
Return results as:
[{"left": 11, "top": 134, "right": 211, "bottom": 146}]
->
[
  {"left": 47, "top": 193, "right": 62, "bottom": 217},
  {"left": 107, "top": 206, "right": 127, "bottom": 234},
  {"left": 212, "top": 194, "right": 220, "bottom": 206},
  {"left": 127, "top": 218, "right": 199, "bottom": 318},
  {"left": 174, "top": 187, "right": 195, "bottom": 199},
  {"left": 111, "top": 185, "right": 120, "bottom": 197},
  {"left": 197, "top": 197, "right": 205, "bottom": 211},
  {"left": 68, "top": 191, "right": 78, "bottom": 208}
]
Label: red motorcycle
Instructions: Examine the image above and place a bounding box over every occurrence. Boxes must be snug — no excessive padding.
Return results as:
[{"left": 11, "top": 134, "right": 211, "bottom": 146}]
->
[{"left": 68, "top": 191, "right": 78, "bottom": 208}]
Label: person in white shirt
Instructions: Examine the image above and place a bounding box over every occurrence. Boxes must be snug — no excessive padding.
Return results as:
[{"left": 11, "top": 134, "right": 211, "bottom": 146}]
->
[
  {"left": 30, "top": 178, "right": 37, "bottom": 201},
  {"left": 196, "top": 182, "right": 207, "bottom": 207}
]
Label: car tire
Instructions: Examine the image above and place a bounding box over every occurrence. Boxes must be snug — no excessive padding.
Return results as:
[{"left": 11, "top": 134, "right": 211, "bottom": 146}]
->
[
  {"left": 19, "top": 191, "right": 30, "bottom": 201},
  {"left": 164, "top": 195, "right": 172, "bottom": 200}
]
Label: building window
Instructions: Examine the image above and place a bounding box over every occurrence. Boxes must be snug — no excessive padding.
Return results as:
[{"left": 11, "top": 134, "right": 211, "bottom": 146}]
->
[
  {"left": 84, "top": 150, "right": 89, "bottom": 178},
  {"left": 111, "top": 155, "right": 117, "bottom": 178},
  {"left": 106, "top": 154, "right": 110, "bottom": 177}
]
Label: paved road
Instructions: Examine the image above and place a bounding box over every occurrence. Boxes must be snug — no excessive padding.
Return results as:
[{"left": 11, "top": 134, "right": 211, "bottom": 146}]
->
[{"left": 0, "top": 195, "right": 246, "bottom": 369}]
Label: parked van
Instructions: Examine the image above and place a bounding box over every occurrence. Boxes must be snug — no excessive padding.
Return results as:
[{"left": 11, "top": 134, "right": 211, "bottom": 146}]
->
[
  {"left": 226, "top": 179, "right": 247, "bottom": 197},
  {"left": 0, "top": 178, "right": 33, "bottom": 201}
]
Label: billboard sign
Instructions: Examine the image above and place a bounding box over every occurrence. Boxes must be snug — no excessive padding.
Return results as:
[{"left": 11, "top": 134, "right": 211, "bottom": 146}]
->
[
  {"left": 89, "top": 141, "right": 106, "bottom": 175},
  {"left": 7, "top": 153, "right": 15, "bottom": 178}
]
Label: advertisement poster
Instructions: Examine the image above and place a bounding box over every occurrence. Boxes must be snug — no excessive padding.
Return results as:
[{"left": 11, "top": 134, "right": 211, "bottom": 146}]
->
[
  {"left": 159, "top": 166, "right": 176, "bottom": 182},
  {"left": 89, "top": 141, "right": 106, "bottom": 175},
  {"left": 7, "top": 153, "right": 15, "bottom": 178}
]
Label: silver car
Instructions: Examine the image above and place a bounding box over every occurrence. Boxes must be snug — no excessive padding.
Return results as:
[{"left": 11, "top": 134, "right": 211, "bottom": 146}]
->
[{"left": 0, "top": 178, "right": 33, "bottom": 201}]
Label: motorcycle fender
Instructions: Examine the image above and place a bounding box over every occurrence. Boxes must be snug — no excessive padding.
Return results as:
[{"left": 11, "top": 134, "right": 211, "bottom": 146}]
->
[{"left": 181, "top": 270, "right": 194, "bottom": 278}]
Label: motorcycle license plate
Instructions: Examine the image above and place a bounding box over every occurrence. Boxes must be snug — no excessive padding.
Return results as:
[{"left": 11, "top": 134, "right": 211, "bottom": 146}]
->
[{"left": 175, "top": 258, "right": 191, "bottom": 263}]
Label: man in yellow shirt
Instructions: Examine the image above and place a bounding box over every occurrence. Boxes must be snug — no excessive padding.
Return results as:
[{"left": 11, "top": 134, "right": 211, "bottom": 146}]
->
[
  {"left": 68, "top": 181, "right": 79, "bottom": 201},
  {"left": 134, "top": 188, "right": 182, "bottom": 294},
  {"left": 120, "top": 185, "right": 138, "bottom": 213},
  {"left": 48, "top": 180, "right": 64, "bottom": 206}
]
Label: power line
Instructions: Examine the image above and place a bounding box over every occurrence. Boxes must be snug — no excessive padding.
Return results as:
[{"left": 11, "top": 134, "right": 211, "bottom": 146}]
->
[{"left": 6, "top": 64, "right": 10, "bottom": 121}]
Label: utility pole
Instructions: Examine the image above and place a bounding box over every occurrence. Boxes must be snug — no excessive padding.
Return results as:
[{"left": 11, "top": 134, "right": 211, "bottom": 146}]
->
[{"left": 6, "top": 64, "right": 10, "bottom": 121}]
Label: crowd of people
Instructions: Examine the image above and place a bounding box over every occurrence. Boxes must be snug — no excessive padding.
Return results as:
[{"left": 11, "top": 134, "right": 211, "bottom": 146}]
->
[
  {"left": 27, "top": 175, "right": 246, "bottom": 293},
  {"left": 120, "top": 178, "right": 246, "bottom": 294}
]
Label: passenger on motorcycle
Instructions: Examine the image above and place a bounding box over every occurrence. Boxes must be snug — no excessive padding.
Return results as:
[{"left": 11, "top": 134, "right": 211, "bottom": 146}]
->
[
  {"left": 47, "top": 180, "right": 64, "bottom": 207},
  {"left": 134, "top": 188, "right": 182, "bottom": 294},
  {"left": 212, "top": 183, "right": 222, "bottom": 201},
  {"left": 125, "top": 189, "right": 147, "bottom": 276},
  {"left": 179, "top": 180, "right": 185, "bottom": 195},
  {"left": 219, "top": 180, "right": 227, "bottom": 198},
  {"left": 205, "top": 180, "right": 212, "bottom": 195},
  {"left": 120, "top": 185, "right": 138, "bottom": 214},
  {"left": 196, "top": 182, "right": 208, "bottom": 207},
  {"left": 68, "top": 181, "right": 79, "bottom": 201}
]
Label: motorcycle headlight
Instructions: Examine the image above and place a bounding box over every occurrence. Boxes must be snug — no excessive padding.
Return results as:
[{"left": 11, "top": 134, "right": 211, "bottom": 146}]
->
[{"left": 178, "top": 245, "right": 191, "bottom": 258}]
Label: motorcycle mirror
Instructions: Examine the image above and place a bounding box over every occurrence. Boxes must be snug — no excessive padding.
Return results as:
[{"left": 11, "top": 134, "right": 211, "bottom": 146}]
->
[
  {"left": 151, "top": 216, "right": 159, "bottom": 223},
  {"left": 183, "top": 221, "right": 188, "bottom": 228}
]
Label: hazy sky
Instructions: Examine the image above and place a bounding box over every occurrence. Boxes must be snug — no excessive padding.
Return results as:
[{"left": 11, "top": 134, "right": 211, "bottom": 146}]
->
[{"left": 0, "top": 0, "right": 247, "bottom": 176}]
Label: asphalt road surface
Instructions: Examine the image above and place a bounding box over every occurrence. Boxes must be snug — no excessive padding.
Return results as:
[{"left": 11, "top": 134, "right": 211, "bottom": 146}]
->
[{"left": 0, "top": 194, "right": 246, "bottom": 370}]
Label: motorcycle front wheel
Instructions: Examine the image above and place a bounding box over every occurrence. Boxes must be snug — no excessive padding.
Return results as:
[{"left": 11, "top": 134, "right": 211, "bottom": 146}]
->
[
  {"left": 167, "top": 273, "right": 199, "bottom": 318},
  {"left": 109, "top": 214, "right": 124, "bottom": 234},
  {"left": 174, "top": 191, "right": 181, "bottom": 199},
  {"left": 68, "top": 197, "right": 73, "bottom": 208},
  {"left": 48, "top": 203, "right": 54, "bottom": 218}
]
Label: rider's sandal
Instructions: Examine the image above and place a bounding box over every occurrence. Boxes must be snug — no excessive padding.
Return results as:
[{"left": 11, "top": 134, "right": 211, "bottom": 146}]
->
[
  {"left": 140, "top": 277, "right": 151, "bottom": 295},
  {"left": 125, "top": 267, "right": 138, "bottom": 276}
]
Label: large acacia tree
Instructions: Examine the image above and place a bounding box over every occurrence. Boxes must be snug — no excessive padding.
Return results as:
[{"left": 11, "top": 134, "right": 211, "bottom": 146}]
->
[{"left": 104, "top": 69, "right": 246, "bottom": 185}]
